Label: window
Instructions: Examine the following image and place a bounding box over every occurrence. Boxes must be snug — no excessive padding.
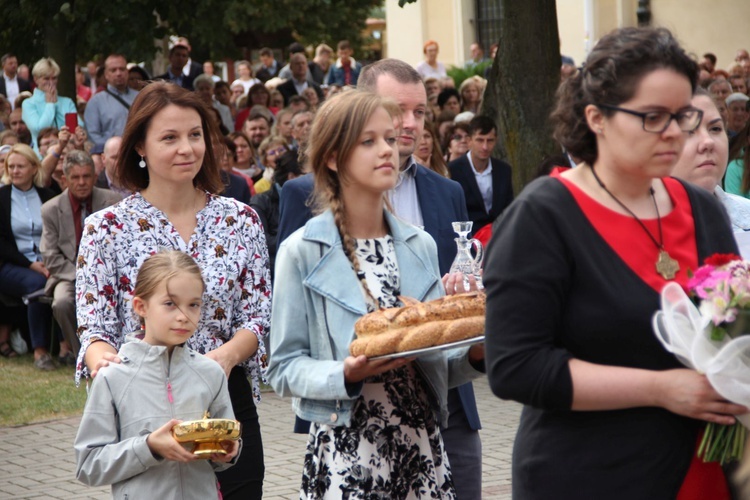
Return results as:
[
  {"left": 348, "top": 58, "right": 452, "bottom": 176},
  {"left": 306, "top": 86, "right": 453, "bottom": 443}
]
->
[{"left": 475, "top": 0, "right": 502, "bottom": 60}]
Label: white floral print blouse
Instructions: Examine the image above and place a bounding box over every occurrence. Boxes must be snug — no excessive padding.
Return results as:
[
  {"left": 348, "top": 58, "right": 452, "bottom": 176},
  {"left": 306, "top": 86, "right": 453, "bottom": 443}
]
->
[{"left": 75, "top": 192, "right": 272, "bottom": 403}]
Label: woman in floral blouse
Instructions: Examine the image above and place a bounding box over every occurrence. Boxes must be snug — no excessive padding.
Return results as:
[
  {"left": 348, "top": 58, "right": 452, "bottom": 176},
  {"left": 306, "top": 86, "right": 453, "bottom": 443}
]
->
[{"left": 75, "top": 81, "right": 271, "bottom": 500}]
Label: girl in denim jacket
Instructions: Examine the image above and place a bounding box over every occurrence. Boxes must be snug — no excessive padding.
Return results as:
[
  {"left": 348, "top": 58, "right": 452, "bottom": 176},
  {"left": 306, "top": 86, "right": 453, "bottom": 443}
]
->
[{"left": 267, "top": 91, "right": 483, "bottom": 499}]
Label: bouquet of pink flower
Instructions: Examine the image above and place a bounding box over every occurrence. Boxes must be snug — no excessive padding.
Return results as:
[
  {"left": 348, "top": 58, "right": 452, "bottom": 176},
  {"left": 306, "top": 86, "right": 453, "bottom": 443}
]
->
[
  {"left": 654, "top": 253, "right": 750, "bottom": 465},
  {"left": 689, "top": 253, "right": 750, "bottom": 342}
]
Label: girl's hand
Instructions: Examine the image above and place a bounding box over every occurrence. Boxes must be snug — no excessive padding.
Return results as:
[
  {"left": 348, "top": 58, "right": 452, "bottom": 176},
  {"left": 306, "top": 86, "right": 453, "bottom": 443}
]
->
[
  {"left": 442, "top": 272, "right": 479, "bottom": 295},
  {"left": 210, "top": 439, "right": 240, "bottom": 463},
  {"left": 343, "top": 355, "right": 415, "bottom": 384},
  {"left": 146, "top": 419, "right": 199, "bottom": 462},
  {"left": 656, "top": 369, "right": 748, "bottom": 425},
  {"left": 468, "top": 342, "right": 484, "bottom": 364}
]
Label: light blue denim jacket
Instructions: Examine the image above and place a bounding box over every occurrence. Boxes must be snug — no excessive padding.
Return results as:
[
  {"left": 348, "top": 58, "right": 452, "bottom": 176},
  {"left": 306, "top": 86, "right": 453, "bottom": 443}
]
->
[{"left": 267, "top": 209, "right": 483, "bottom": 427}]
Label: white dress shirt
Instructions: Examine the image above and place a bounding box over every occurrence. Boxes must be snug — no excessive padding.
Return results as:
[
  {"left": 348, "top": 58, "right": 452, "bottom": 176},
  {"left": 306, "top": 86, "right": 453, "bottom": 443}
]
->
[
  {"left": 388, "top": 156, "right": 424, "bottom": 227},
  {"left": 467, "top": 151, "right": 493, "bottom": 213},
  {"left": 3, "top": 73, "right": 20, "bottom": 109}
]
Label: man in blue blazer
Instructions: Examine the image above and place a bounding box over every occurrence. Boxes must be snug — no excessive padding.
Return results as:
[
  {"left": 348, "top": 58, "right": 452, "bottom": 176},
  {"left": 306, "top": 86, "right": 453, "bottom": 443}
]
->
[
  {"left": 448, "top": 115, "right": 514, "bottom": 235},
  {"left": 278, "top": 59, "right": 483, "bottom": 500}
]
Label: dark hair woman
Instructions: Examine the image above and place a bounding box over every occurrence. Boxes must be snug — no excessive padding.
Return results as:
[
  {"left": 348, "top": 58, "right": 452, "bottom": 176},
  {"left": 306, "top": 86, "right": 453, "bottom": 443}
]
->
[
  {"left": 724, "top": 120, "right": 750, "bottom": 198},
  {"left": 75, "top": 81, "right": 271, "bottom": 499},
  {"left": 484, "top": 27, "right": 746, "bottom": 498}
]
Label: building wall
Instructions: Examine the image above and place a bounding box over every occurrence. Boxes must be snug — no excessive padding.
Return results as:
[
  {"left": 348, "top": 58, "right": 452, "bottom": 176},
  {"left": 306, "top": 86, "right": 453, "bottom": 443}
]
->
[
  {"left": 386, "top": 0, "right": 749, "bottom": 74},
  {"left": 650, "top": 0, "right": 750, "bottom": 72},
  {"left": 384, "top": 0, "right": 474, "bottom": 68},
  {"left": 556, "top": 0, "right": 587, "bottom": 67}
]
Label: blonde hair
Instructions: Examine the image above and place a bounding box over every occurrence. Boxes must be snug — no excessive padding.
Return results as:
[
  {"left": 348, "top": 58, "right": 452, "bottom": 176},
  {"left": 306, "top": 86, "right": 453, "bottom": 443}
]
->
[
  {"left": 32, "top": 58, "right": 61, "bottom": 79},
  {"left": 133, "top": 251, "right": 205, "bottom": 325},
  {"left": 306, "top": 91, "right": 401, "bottom": 308},
  {"left": 4, "top": 143, "right": 44, "bottom": 187}
]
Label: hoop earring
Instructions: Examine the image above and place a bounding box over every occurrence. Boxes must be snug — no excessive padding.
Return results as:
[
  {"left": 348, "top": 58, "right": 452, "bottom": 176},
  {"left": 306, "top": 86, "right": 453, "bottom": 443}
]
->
[{"left": 139, "top": 156, "right": 146, "bottom": 169}]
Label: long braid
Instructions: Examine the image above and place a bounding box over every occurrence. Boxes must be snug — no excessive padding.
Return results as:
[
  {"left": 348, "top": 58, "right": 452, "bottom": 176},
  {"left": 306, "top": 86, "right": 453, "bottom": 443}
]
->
[{"left": 330, "top": 194, "right": 380, "bottom": 311}]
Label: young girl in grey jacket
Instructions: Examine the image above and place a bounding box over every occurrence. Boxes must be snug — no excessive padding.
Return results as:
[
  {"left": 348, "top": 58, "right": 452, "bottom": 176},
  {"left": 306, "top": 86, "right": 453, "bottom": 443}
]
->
[{"left": 74, "top": 251, "right": 240, "bottom": 499}]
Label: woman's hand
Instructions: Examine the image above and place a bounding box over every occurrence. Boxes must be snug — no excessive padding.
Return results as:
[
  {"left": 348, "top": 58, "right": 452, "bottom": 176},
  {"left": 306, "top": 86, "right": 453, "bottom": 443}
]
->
[
  {"left": 204, "top": 329, "right": 258, "bottom": 378},
  {"left": 442, "top": 272, "right": 479, "bottom": 295},
  {"left": 84, "top": 341, "right": 121, "bottom": 378},
  {"left": 655, "top": 369, "right": 748, "bottom": 425},
  {"left": 146, "top": 419, "right": 199, "bottom": 463},
  {"left": 29, "top": 261, "right": 50, "bottom": 278},
  {"left": 204, "top": 348, "right": 236, "bottom": 378},
  {"left": 210, "top": 439, "right": 240, "bottom": 463},
  {"left": 343, "top": 355, "right": 414, "bottom": 384},
  {"left": 44, "top": 82, "right": 57, "bottom": 103},
  {"left": 73, "top": 126, "right": 87, "bottom": 149}
]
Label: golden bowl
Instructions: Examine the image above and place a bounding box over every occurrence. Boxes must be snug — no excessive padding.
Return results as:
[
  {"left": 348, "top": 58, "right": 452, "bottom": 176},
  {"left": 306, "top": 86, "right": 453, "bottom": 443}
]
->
[{"left": 172, "top": 418, "right": 242, "bottom": 457}]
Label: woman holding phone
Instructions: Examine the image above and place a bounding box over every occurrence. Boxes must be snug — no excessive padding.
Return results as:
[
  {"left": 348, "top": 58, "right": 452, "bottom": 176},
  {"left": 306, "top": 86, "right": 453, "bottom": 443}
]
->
[{"left": 21, "top": 58, "right": 78, "bottom": 152}]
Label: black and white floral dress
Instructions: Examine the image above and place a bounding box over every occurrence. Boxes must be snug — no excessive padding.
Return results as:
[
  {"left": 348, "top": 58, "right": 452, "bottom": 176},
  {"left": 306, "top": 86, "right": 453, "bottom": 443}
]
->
[{"left": 301, "top": 235, "right": 456, "bottom": 500}]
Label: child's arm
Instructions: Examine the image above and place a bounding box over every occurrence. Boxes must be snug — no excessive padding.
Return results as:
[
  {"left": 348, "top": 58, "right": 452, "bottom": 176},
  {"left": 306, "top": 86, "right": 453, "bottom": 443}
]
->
[
  {"left": 74, "top": 376, "right": 195, "bottom": 486},
  {"left": 146, "top": 419, "right": 202, "bottom": 462}
]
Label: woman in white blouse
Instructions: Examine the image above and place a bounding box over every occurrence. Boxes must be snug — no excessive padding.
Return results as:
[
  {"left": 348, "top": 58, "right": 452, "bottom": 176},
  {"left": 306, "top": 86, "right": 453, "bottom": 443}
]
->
[{"left": 416, "top": 40, "right": 448, "bottom": 80}]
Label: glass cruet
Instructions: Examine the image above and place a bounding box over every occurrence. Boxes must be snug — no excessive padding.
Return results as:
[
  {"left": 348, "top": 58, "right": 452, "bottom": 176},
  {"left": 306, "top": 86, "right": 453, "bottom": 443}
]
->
[{"left": 449, "top": 221, "right": 484, "bottom": 291}]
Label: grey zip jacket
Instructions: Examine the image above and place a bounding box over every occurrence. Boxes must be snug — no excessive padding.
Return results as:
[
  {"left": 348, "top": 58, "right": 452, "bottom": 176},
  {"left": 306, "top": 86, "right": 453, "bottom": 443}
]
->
[{"left": 74, "top": 335, "right": 239, "bottom": 499}]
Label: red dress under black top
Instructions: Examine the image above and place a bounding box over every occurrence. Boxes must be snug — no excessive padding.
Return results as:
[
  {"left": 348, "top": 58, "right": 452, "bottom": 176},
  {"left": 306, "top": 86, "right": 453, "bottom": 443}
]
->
[
  {"left": 483, "top": 173, "right": 738, "bottom": 499},
  {"left": 556, "top": 174, "right": 697, "bottom": 293}
]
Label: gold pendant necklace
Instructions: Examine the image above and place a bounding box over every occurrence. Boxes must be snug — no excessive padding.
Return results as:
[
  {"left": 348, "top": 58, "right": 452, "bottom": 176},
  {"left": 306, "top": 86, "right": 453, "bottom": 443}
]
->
[
  {"left": 589, "top": 165, "right": 679, "bottom": 280},
  {"left": 656, "top": 250, "right": 680, "bottom": 280}
]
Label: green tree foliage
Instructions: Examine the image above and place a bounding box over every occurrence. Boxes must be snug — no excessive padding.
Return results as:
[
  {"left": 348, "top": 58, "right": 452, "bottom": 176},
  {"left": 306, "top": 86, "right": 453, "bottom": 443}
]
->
[{"left": 0, "top": 0, "right": 381, "bottom": 95}]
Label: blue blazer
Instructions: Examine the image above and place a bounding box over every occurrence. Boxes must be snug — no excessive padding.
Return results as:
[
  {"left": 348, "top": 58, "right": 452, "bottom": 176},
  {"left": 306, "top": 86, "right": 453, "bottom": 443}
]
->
[
  {"left": 448, "top": 154, "right": 514, "bottom": 234},
  {"left": 277, "top": 162, "right": 481, "bottom": 430}
]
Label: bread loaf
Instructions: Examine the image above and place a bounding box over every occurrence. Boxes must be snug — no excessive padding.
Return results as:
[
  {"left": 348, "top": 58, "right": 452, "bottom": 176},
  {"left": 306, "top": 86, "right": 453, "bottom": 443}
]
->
[{"left": 350, "top": 292, "right": 485, "bottom": 357}]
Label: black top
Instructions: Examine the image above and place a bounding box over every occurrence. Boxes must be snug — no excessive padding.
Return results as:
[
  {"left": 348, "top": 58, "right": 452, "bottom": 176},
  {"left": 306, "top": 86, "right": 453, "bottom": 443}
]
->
[
  {"left": 249, "top": 185, "right": 279, "bottom": 276},
  {"left": 483, "top": 176, "right": 738, "bottom": 499},
  {"left": 276, "top": 79, "right": 324, "bottom": 107},
  {"left": 448, "top": 153, "right": 514, "bottom": 234},
  {"left": 0, "top": 184, "right": 56, "bottom": 267},
  {"left": 220, "top": 170, "right": 251, "bottom": 205}
]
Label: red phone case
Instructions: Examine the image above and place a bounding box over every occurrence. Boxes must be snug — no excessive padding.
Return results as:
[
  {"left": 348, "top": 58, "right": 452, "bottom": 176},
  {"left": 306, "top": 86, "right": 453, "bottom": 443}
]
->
[{"left": 65, "top": 113, "right": 78, "bottom": 131}]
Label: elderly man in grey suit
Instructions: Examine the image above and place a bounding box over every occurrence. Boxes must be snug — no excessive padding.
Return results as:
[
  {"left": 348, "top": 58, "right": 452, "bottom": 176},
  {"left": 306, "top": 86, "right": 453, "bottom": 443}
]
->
[{"left": 41, "top": 150, "right": 121, "bottom": 361}]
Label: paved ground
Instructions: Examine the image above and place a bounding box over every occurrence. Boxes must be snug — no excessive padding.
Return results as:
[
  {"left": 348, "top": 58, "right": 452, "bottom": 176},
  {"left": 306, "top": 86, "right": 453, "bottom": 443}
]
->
[{"left": 0, "top": 377, "right": 520, "bottom": 499}]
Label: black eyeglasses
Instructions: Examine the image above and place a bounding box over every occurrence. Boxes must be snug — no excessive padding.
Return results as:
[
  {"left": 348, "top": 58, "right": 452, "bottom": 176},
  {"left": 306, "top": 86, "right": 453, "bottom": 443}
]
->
[
  {"left": 597, "top": 104, "right": 703, "bottom": 133},
  {"left": 451, "top": 134, "right": 468, "bottom": 141}
]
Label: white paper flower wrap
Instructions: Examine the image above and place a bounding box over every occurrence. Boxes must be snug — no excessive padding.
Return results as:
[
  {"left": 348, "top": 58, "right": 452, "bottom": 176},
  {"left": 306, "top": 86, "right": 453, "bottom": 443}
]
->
[{"left": 653, "top": 282, "right": 750, "bottom": 428}]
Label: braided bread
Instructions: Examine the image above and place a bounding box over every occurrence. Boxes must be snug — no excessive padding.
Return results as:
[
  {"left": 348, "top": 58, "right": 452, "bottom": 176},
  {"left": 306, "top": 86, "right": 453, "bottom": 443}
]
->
[{"left": 350, "top": 292, "right": 485, "bottom": 357}]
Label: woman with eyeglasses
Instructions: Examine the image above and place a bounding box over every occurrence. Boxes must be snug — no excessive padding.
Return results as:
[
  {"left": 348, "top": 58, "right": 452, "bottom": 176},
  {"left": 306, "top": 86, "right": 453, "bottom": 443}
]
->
[
  {"left": 254, "top": 136, "right": 288, "bottom": 194},
  {"left": 441, "top": 121, "right": 471, "bottom": 163},
  {"left": 484, "top": 27, "right": 746, "bottom": 498}
]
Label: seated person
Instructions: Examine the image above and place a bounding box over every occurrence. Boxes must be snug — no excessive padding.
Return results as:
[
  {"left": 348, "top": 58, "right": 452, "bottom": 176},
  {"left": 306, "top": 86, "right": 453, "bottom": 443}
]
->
[
  {"left": 41, "top": 150, "right": 122, "bottom": 362},
  {"left": 0, "top": 144, "right": 59, "bottom": 369}
]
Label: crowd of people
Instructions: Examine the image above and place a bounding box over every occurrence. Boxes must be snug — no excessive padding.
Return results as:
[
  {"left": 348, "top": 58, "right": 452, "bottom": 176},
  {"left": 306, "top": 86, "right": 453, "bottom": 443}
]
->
[{"left": 1, "top": 26, "right": 750, "bottom": 499}]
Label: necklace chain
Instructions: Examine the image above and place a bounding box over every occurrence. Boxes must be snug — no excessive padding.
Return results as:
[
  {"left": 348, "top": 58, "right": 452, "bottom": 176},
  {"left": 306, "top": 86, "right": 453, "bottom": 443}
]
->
[{"left": 588, "top": 165, "right": 663, "bottom": 250}]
